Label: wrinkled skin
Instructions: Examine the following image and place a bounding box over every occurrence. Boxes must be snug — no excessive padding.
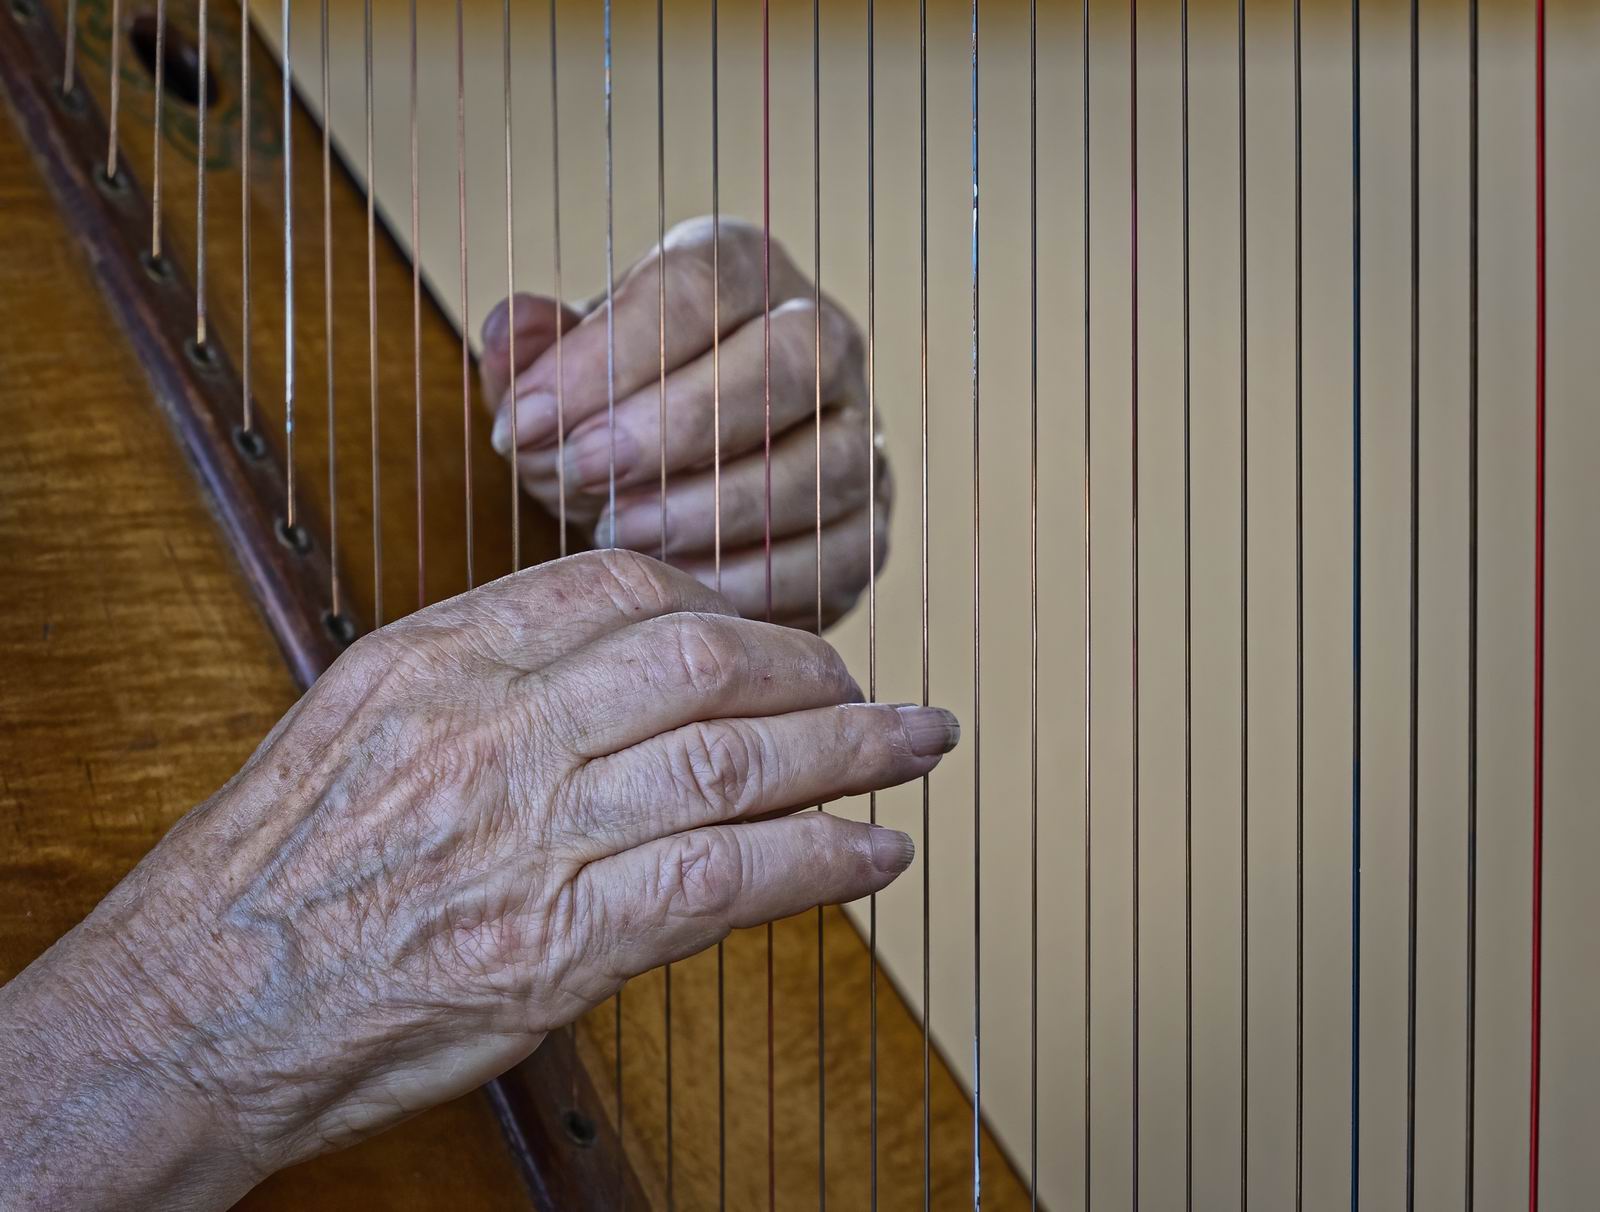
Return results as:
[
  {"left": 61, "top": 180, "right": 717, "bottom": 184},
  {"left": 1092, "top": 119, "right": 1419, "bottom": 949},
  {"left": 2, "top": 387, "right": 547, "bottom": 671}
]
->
[
  {"left": 480, "top": 217, "right": 887, "bottom": 628},
  {"left": 0, "top": 553, "right": 957, "bottom": 1212}
]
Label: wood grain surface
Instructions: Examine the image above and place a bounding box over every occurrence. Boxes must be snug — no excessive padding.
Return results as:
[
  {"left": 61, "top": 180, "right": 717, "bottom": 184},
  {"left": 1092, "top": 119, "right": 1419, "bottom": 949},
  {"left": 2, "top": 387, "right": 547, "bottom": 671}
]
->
[
  {"left": 0, "top": 65, "right": 534, "bottom": 1208},
  {"left": 1, "top": 0, "right": 1027, "bottom": 1205}
]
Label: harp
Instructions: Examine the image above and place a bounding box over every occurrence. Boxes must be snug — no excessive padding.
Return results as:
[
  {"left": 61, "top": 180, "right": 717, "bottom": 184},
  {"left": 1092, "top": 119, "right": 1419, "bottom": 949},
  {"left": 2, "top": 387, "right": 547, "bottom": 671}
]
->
[{"left": 1, "top": 0, "right": 1595, "bottom": 1207}]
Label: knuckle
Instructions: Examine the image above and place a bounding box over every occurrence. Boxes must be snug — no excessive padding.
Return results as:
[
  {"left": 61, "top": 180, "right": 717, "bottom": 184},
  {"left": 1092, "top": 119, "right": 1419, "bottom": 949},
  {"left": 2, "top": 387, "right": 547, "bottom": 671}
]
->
[
  {"left": 581, "top": 548, "right": 683, "bottom": 620},
  {"left": 658, "top": 830, "right": 744, "bottom": 920},
  {"left": 671, "top": 721, "right": 766, "bottom": 818},
  {"left": 663, "top": 612, "right": 748, "bottom": 699}
]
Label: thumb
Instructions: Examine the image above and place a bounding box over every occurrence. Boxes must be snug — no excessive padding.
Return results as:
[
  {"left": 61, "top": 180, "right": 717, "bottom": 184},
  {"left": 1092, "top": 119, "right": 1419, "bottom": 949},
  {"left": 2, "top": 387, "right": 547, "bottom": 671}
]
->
[{"left": 478, "top": 293, "right": 582, "bottom": 415}]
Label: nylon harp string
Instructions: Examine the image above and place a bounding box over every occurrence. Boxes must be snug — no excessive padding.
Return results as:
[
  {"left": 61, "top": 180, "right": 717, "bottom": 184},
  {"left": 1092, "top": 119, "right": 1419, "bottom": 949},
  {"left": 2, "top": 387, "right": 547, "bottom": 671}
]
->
[
  {"left": 1180, "top": 0, "right": 1194, "bottom": 1205},
  {"left": 812, "top": 0, "right": 828, "bottom": 1203},
  {"left": 655, "top": 1, "right": 673, "bottom": 1201},
  {"left": 1292, "top": 0, "right": 1306, "bottom": 1204},
  {"left": 105, "top": 0, "right": 120, "bottom": 176},
  {"left": 917, "top": 0, "right": 932, "bottom": 1204},
  {"left": 1236, "top": 0, "right": 1249, "bottom": 1200},
  {"left": 1027, "top": 0, "right": 1039, "bottom": 1204},
  {"left": 321, "top": 0, "right": 340, "bottom": 623},
  {"left": 412, "top": 0, "right": 424, "bottom": 607},
  {"left": 367, "top": 0, "right": 381, "bottom": 623},
  {"left": 602, "top": 0, "right": 623, "bottom": 1179},
  {"left": 1350, "top": 0, "right": 1364, "bottom": 1200},
  {"left": 150, "top": 0, "right": 166, "bottom": 259},
  {"left": 709, "top": 1, "right": 727, "bottom": 1203},
  {"left": 1463, "top": 0, "right": 1479, "bottom": 1202},
  {"left": 967, "top": 0, "right": 982, "bottom": 1202},
  {"left": 761, "top": 3, "right": 777, "bottom": 1205},
  {"left": 551, "top": 0, "right": 568, "bottom": 558},
  {"left": 240, "top": 0, "right": 253, "bottom": 435},
  {"left": 457, "top": 0, "right": 473, "bottom": 591},
  {"left": 1530, "top": 0, "right": 1548, "bottom": 1204},
  {"left": 1080, "top": 0, "right": 1094, "bottom": 1199},
  {"left": 1129, "top": 0, "right": 1141, "bottom": 1200},
  {"left": 282, "top": 0, "right": 296, "bottom": 535},
  {"left": 866, "top": 0, "right": 881, "bottom": 1203},
  {"left": 505, "top": 0, "right": 520, "bottom": 572},
  {"left": 1405, "top": 0, "right": 1422, "bottom": 1200},
  {"left": 196, "top": 0, "right": 210, "bottom": 352}
]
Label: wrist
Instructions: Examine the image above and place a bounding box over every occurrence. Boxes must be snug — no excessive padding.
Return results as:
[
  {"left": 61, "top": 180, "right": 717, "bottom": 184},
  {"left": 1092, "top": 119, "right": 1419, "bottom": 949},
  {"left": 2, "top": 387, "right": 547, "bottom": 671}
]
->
[{"left": 0, "top": 870, "right": 261, "bottom": 1210}]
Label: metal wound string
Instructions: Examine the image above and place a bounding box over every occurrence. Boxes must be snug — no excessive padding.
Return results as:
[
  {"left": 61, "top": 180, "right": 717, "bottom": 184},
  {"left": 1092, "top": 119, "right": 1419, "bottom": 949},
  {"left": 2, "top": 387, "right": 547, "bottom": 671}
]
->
[
  {"left": 968, "top": 0, "right": 982, "bottom": 1203},
  {"left": 550, "top": 0, "right": 567, "bottom": 558},
  {"left": 1236, "top": 0, "right": 1250, "bottom": 1199},
  {"left": 918, "top": 0, "right": 932, "bottom": 1202},
  {"left": 866, "top": 0, "right": 881, "bottom": 1203},
  {"left": 812, "top": 0, "right": 828, "bottom": 1204},
  {"left": 1129, "top": 0, "right": 1142, "bottom": 1200}
]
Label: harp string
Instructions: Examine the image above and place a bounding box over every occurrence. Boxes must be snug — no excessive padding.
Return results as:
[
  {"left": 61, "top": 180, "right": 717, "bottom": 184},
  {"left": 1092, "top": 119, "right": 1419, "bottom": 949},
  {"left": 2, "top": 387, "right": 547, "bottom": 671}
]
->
[
  {"left": 1026, "top": 0, "right": 1038, "bottom": 1204},
  {"left": 1464, "top": 0, "right": 1479, "bottom": 1201},
  {"left": 1180, "top": 0, "right": 1193, "bottom": 1205},
  {"left": 239, "top": 0, "right": 252, "bottom": 433},
  {"left": 1080, "top": 0, "right": 1093, "bottom": 1201},
  {"left": 1350, "top": 0, "right": 1363, "bottom": 1201},
  {"left": 196, "top": 0, "right": 209, "bottom": 349},
  {"left": 367, "top": 0, "right": 381, "bottom": 623},
  {"left": 505, "top": 0, "right": 519, "bottom": 572},
  {"left": 411, "top": 0, "right": 424, "bottom": 608},
  {"left": 655, "top": 0, "right": 672, "bottom": 1202},
  {"left": 550, "top": 0, "right": 567, "bottom": 559},
  {"left": 1405, "top": 0, "right": 1421, "bottom": 1199},
  {"left": 1530, "top": 0, "right": 1547, "bottom": 1204},
  {"left": 968, "top": 0, "right": 982, "bottom": 1202},
  {"left": 866, "top": 0, "right": 880, "bottom": 1204},
  {"left": 320, "top": 0, "right": 338, "bottom": 621},
  {"left": 62, "top": 0, "right": 77, "bottom": 94},
  {"left": 812, "top": 0, "right": 826, "bottom": 1204},
  {"left": 1129, "top": 0, "right": 1141, "bottom": 1201},
  {"left": 601, "top": 0, "right": 623, "bottom": 1182},
  {"left": 150, "top": 0, "right": 166, "bottom": 259},
  {"left": 918, "top": 0, "right": 932, "bottom": 1203},
  {"left": 456, "top": 0, "right": 472, "bottom": 591},
  {"left": 1292, "top": 0, "right": 1304, "bottom": 1203},
  {"left": 282, "top": 0, "right": 296, "bottom": 531},
  {"left": 1236, "top": 0, "right": 1249, "bottom": 1200},
  {"left": 761, "top": 1, "right": 777, "bottom": 1203},
  {"left": 709, "top": 1, "right": 725, "bottom": 1204},
  {"left": 106, "top": 0, "right": 120, "bottom": 177}
]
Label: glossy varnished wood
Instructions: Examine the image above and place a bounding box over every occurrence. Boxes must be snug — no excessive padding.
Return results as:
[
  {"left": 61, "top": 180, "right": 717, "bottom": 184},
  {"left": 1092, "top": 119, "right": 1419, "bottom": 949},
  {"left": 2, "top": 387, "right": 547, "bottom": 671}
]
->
[{"left": 0, "top": 74, "right": 534, "bottom": 1209}]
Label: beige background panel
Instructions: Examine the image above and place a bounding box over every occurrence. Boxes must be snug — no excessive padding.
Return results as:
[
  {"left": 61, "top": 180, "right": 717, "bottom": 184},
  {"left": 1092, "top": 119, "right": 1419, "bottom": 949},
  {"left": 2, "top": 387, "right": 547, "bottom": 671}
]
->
[{"left": 255, "top": 0, "right": 1598, "bottom": 1206}]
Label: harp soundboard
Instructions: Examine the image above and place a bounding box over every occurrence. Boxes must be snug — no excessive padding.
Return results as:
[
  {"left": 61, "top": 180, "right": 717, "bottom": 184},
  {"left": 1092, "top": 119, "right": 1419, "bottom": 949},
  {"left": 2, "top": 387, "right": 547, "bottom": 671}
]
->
[{"left": 1, "top": 0, "right": 1595, "bottom": 1208}]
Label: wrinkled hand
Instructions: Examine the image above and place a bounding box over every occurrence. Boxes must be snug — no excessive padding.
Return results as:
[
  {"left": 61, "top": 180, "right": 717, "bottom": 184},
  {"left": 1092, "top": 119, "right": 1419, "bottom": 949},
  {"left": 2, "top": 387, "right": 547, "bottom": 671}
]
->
[
  {"left": 479, "top": 217, "right": 887, "bottom": 628},
  {"left": 0, "top": 552, "right": 955, "bottom": 1212}
]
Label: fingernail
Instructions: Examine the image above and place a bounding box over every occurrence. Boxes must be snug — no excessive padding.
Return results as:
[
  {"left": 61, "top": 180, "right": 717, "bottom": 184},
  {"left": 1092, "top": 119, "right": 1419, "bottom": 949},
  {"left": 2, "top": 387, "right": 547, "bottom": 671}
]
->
[
  {"left": 491, "top": 392, "right": 559, "bottom": 455},
  {"left": 896, "top": 705, "right": 961, "bottom": 757},
  {"left": 593, "top": 508, "right": 617, "bottom": 548},
  {"left": 870, "top": 827, "right": 916, "bottom": 874},
  {"left": 567, "top": 425, "right": 636, "bottom": 491},
  {"left": 482, "top": 298, "right": 511, "bottom": 349}
]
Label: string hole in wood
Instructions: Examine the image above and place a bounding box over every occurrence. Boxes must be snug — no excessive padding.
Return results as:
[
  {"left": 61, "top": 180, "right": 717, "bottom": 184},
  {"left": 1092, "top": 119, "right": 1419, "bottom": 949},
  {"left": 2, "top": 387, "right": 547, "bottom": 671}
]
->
[
  {"left": 560, "top": 1109, "right": 596, "bottom": 1150},
  {"left": 321, "top": 611, "right": 357, "bottom": 649},
  {"left": 94, "top": 166, "right": 127, "bottom": 201},
  {"left": 8, "top": 0, "right": 37, "bottom": 25},
  {"left": 56, "top": 83, "right": 85, "bottom": 115},
  {"left": 184, "top": 336, "right": 216, "bottom": 370},
  {"left": 129, "top": 15, "right": 218, "bottom": 110},
  {"left": 274, "top": 519, "right": 312, "bottom": 556},
  {"left": 139, "top": 249, "right": 172, "bottom": 284},
  {"left": 232, "top": 425, "right": 266, "bottom": 461}
]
